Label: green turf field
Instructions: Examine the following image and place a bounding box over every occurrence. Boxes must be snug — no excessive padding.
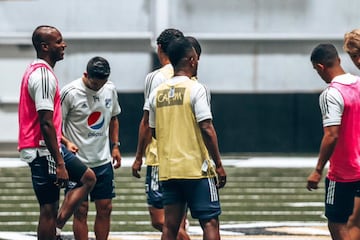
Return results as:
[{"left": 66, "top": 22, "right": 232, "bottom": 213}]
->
[{"left": 0, "top": 165, "right": 325, "bottom": 233}]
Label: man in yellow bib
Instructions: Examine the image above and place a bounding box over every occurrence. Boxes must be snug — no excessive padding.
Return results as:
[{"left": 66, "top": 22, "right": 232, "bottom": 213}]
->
[{"left": 149, "top": 36, "right": 227, "bottom": 240}]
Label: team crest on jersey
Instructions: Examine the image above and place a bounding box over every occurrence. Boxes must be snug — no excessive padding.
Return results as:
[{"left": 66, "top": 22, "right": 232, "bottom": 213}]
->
[
  {"left": 105, "top": 98, "right": 112, "bottom": 108},
  {"left": 87, "top": 111, "right": 105, "bottom": 130},
  {"left": 157, "top": 87, "right": 185, "bottom": 107}
]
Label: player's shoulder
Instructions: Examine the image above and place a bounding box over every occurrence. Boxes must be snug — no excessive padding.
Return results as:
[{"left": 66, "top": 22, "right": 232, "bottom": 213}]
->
[
  {"left": 61, "top": 78, "right": 83, "bottom": 97},
  {"left": 104, "top": 80, "right": 117, "bottom": 90},
  {"left": 145, "top": 68, "right": 161, "bottom": 81}
]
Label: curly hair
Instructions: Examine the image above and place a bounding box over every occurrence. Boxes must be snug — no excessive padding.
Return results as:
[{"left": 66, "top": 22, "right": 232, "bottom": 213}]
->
[
  {"left": 344, "top": 29, "right": 360, "bottom": 54},
  {"left": 156, "top": 28, "right": 184, "bottom": 53}
]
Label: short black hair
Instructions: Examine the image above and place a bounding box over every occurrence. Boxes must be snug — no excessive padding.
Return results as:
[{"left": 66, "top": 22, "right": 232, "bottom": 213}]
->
[
  {"left": 156, "top": 28, "right": 184, "bottom": 53},
  {"left": 186, "top": 36, "right": 201, "bottom": 57},
  {"left": 86, "top": 56, "right": 110, "bottom": 79},
  {"left": 167, "top": 37, "right": 194, "bottom": 67},
  {"left": 310, "top": 43, "right": 339, "bottom": 67}
]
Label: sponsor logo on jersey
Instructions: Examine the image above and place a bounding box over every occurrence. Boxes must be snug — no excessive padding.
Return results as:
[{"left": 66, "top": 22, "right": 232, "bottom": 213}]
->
[
  {"left": 157, "top": 87, "right": 185, "bottom": 107},
  {"left": 87, "top": 111, "right": 105, "bottom": 130}
]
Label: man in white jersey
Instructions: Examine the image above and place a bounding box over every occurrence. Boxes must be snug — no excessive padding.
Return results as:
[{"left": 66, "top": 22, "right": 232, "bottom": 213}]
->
[
  {"left": 131, "top": 28, "right": 190, "bottom": 239},
  {"left": 61, "top": 56, "right": 121, "bottom": 240},
  {"left": 149, "top": 36, "right": 227, "bottom": 240},
  {"left": 18, "top": 25, "right": 96, "bottom": 240},
  {"left": 307, "top": 43, "right": 360, "bottom": 240}
]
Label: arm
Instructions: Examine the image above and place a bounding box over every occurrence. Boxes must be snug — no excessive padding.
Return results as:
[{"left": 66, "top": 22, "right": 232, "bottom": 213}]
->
[
  {"left": 306, "top": 125, "right": 339, "bottom": 191},
  {"left": 199, "top": 119, "right": 227, "bottom": 188},
  {"left": 132, "top": 110, "right": 152, "bottom": 178},
  {"left": 38, "top": 110, "right": 68, "bottom": 187},
  {"left": 109, "top": 115, "right": 121, "bottom": 169}
]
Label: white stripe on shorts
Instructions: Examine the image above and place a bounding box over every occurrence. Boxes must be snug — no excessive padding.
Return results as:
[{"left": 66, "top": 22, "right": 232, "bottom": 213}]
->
[
  {"left": 326, "top": 180, "right": 336, "bottom": 205},
  {"left": 208, "top": 178, "right": 218, "bottom": 202}
]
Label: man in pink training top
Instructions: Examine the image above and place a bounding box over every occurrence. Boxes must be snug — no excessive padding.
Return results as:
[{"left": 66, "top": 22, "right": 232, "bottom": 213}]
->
[
  {"left": 18, "top": 25, "right": 96, "bottom": 240},
  {"left": 307, "top": 43, "right": 360, "bottom": 240}
]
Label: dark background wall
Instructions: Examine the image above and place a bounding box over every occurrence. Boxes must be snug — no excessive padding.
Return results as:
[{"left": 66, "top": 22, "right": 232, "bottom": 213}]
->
[{"left": 117, "top": 92, "right": 323, "bottom": 155}]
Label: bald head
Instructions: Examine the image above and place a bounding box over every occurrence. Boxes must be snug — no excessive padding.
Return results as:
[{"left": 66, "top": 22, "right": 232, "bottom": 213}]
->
[{"left": 32, "top": 25, "right": 59, "bottom": 52}]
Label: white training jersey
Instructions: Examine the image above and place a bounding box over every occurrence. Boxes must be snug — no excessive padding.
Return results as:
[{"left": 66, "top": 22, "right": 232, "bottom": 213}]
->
[
  {"left": 60, "top": 78, "right": 121, "bottom": 168},
  {"left": 319, "top": 73, "right": 357, "bottom": 127},
  {"left": 143, "top": 64, "right": 173, "bottom": 111},
  {"left": 149, "top": 76, "right": 212, "bottom": 128}
]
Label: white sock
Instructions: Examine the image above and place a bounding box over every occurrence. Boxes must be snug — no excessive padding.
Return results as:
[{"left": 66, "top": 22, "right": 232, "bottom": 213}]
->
[{"left": 56, "top": 227, "right": 62, "bottom": 236}]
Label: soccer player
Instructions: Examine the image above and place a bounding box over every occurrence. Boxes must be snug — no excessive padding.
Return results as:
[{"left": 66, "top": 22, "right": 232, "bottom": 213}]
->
[
  {"left": 61, "top": 56, "right": 121, "bottom": 240},
  {"left": 18, "top": 25, "right": 96, "bottom": 240},
  {"left": 131, "top": 28, "right": 190, "bottom": 239},
  {"left": 307, "top": 43, "right": 360, "bottom": 240},
  {"left": 149, "top": 36, "right": 227, "bottom": 240}
]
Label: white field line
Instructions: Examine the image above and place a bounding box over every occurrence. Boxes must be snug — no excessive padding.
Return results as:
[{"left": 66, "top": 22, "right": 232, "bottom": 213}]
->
[{"left": 0, "top": 156, "right": 321, "bottom": 168}]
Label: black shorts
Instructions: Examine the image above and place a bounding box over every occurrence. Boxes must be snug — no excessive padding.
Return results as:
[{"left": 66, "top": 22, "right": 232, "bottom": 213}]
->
[
  {"left": 162, "top": 178, "right": 221, "bottom": 220},
  {"left": 29, "top": 145, "right": 88, "bottom": 205},
  {"left": 325, "top": 177, "right": 360, "bottom": 223},
  {"left": 67, "top": 162, "right": 115, "bottom": 202},
  {"left": 145, "top": 166, "right": 163, "bottom": 209}
]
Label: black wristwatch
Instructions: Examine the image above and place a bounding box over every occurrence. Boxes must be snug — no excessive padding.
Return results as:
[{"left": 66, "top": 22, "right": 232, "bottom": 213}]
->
[{"left": 111, "top": 141, "right": 120, "bottom": 149}]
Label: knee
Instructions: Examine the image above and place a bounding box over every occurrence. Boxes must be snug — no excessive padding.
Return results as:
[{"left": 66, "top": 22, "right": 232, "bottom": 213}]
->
[
  {"left": 151, "top": 219, "right": 163, "bottom": 232},
  {"left": 81, "top": 169, "right": 96, "bottom": 190},
  {"left": 97, "top": 201, "right": 112, "bottom": 218},
  {"left": 348, "top": 214, "right": 360, "bottom": 228},
  {"left": 74, "top": 203, "right": 89, "bottom": 221}
]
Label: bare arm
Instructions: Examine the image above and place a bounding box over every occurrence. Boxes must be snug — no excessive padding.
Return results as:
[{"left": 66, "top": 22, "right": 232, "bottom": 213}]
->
[
  {"left": 110, "top": 115, "right": 121, "bottom": 169},
  {"left": 132, "top": 110, "right": 152, "bottom": 178},
  {"left": 306, "top": 125, "right": 339, "bottom": 191},
  {"left": 38, "top": 110, "right": 68, "bottom": 187},
  {"left": 199, "top": 119, "right": 227, "bottom": 188}
]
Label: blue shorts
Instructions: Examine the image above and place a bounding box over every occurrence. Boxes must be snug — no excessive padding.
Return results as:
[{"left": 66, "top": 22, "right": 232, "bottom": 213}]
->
[
  {"left": 161, "top": 178, "right": 221, "bottom": 220},
  {"left": 145, "top": 166, "right": 163, "bottom": 209},
  {"left": 29, "top": 145, "right": 88, "bottom": 205},
  {"left": 325, "top": 177, "right": 360, "bottom": 223},
  {"left": 68, "top": 162, "right": 115, "bottom": 202}
]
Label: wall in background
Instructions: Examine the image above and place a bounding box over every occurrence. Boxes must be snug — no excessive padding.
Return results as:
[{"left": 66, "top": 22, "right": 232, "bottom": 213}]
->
[{"left": 0, "top": 0, "right": 358, "bottom": 153}]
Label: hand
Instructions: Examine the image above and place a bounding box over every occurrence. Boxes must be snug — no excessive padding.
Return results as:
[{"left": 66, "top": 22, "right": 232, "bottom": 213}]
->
[
  {"left": 66, "top": 141, "right": 79, "bottom": 154},
  {"left": 132, "top": 157, "right": 143, "bottom": 178},
  {"left": 216, "top": 165, "right": 227, "bottom": 189},
  {"left": 112, "top": 148, "right": 121, "bottom": 169},
  {"left": 55, "top": 163, "right": 69, "bottom": 188},
  {"left": 306, "top": 170, "right": 322, "bottom": 191}
]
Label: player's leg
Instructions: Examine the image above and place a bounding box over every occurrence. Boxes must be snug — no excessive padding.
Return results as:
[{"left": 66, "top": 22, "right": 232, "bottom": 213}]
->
[
  {"left": 187, "top": 178, "right": 221, "bottom": 240},
  {"left": 72, "top": 200, "right": 89, "bottom": 240},
  {"left": 162, "top": 202, "right": 186, "bottom": 240},
  {"left": 161, "top": 180, "right": 187, "bottom": 240},
  {"left": 177, "top": 213, "right": 191, "bottom": 240},
  {"left": 56, "top": 146, "right": 96, "bottom": 229},
  {"left": 94, "top": 199, "right": 112, "bottom": 240},
  {"left": 29, "top": 155, "right": 61, "bottom": 240},
  {"left": 148, "top": 206, "right": 164, "bottom": 231},
  {"left": 146, "top": 166, "right": 165, "bottom": 231},
  {"left": 325, "top": 178, "right": 354, "bottom": 239},
  {"left": 347, "top": 182, "right": 360, "bottom": 239},
  {"left": 328, "top": 222, "right": 350, "bottom": 240},
  {"left": 91, "top": 162, "right": 115, "bottom": 240},
  {"left": 38, "top": 203, "right": 59, "bottom": 240}
]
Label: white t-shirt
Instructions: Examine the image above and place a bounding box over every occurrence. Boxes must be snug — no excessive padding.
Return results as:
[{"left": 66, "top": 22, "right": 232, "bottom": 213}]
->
[
  {"left": 61, "top": 78, "right": 121, "bottom": 168},
  {"left": 320, "top": 73, "right": 358, "bottom": 127},
  {"left": 149, "top": 76, "right": 212, "bottom": 128},
  {"left": 143, "top": 64, "right": 173, "bottom": 111}
]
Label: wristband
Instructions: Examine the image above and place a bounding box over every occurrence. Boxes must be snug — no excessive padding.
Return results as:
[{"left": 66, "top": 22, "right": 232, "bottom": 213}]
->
[{"left": 111, "top": 141, "right": 120, "bottom": 149}]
